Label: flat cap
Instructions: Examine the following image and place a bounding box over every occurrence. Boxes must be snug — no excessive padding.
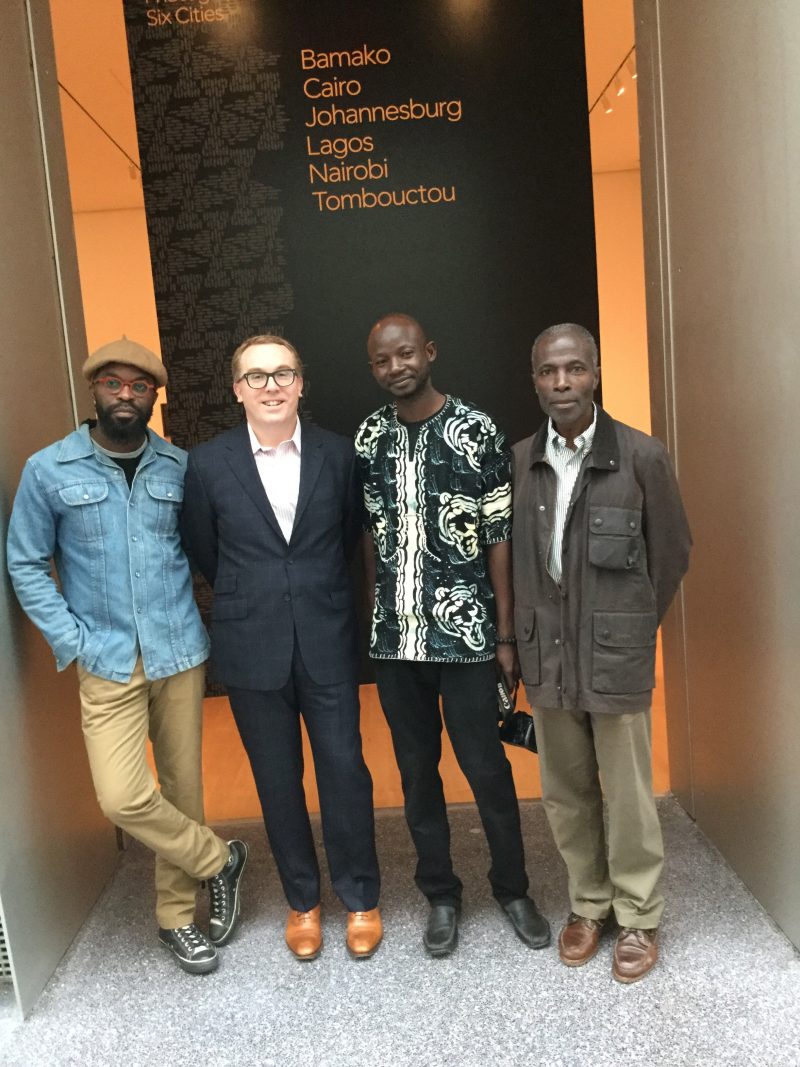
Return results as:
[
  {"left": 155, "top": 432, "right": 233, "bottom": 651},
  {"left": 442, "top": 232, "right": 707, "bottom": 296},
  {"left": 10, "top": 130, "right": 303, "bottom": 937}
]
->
[{"left": 82, "top": 336, "right": 167, "bottom": 387}]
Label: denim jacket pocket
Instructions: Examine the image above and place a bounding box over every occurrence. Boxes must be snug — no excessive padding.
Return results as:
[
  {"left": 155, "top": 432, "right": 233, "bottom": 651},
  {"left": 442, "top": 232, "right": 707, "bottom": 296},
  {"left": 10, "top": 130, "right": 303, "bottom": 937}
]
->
[
  {"left": 145, "top": 479, "right": 184, "bottom": 536},
  {"left": 592, "top": 610, "right": 657, "bottom": 694},
  {"left": 588, "top": 505, "right": 643, "bottom": 571},
  {"left": 57, "top": 482, "right": 109, "bottom": 542}
]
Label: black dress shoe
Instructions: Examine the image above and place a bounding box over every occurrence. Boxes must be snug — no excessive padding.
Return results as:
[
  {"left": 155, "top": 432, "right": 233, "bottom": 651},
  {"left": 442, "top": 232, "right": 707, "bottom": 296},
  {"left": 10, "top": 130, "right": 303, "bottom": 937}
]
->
[
  {"left": 502, "top": 897, "right": 551, "bottom": 949},
  {"left": 423, "top": 904, "right": 459, "bottom": 957}
]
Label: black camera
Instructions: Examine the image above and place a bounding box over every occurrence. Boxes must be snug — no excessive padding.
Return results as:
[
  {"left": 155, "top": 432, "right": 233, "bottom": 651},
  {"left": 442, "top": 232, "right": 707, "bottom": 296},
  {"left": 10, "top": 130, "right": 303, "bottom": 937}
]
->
[{"left": 496, "top": 680, "right": 537, "bottom": 753}]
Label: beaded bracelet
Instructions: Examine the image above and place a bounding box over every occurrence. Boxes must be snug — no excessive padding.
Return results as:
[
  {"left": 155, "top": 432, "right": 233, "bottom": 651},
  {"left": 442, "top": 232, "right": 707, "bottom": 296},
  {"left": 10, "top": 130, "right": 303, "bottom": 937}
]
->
[{"left": 495, "top": 636, "right": 517, "bottom": 645}]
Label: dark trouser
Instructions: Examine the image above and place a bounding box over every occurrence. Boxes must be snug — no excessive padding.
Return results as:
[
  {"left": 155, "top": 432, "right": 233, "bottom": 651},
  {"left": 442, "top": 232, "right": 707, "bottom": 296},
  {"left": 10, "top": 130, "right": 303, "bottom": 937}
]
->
[
  {"left": 374, "top": 658, "right": 529, "bottom": 907},
  {"left": 227, "top": 642, "right": 380, "bottom": 913}
]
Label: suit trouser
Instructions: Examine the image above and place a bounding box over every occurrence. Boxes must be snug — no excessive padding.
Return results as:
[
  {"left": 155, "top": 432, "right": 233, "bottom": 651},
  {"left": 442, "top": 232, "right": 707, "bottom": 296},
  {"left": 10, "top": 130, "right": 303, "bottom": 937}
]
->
[
  {"left": 533, "top": 705, "right": 664, "bottom": 929},
  {"left": 78, "top": 659, "right": 230, "bottom": 928},
  {"left": 374, "top": 658, "right": 529, "bottom": 907},
  {"left": 227, "top": 641, "right": 380, "bottom": 914}
]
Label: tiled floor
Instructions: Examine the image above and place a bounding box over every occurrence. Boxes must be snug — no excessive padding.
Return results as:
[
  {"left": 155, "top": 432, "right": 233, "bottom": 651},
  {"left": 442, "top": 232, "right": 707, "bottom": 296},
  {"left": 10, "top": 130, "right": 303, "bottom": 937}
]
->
[{"left": 1, "top": 798, "right": 798, "bottom": 1067}]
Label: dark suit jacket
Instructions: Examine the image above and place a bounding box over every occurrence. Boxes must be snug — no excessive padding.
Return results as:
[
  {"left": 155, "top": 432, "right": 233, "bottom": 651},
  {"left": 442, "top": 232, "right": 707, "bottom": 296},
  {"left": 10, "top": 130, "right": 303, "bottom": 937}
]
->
[{"left": 181, "top": 420, "right": 362, "bottom": 690}]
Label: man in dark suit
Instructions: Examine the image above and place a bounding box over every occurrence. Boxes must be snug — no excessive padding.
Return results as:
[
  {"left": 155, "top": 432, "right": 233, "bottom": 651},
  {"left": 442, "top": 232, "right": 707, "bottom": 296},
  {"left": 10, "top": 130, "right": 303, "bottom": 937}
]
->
[{"left": 181, "top": 334, "right": 381, "bottom": 961}]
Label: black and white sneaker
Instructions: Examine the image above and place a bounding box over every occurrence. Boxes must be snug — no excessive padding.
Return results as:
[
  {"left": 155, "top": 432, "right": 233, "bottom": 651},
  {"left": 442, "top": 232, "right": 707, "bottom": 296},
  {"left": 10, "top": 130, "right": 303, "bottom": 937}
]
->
[
  {"left": 158, "top": 924, "right": 218, "bottom": 975},
  {"left": 208, "top": 839, "right": 248, "bottom": 946}
]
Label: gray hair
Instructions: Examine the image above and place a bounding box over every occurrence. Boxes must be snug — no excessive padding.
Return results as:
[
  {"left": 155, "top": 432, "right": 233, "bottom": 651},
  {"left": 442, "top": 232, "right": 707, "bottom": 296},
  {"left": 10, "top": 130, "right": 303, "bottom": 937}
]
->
[{"left": 531, "top": 323, "right": 598, "bottom": 368}]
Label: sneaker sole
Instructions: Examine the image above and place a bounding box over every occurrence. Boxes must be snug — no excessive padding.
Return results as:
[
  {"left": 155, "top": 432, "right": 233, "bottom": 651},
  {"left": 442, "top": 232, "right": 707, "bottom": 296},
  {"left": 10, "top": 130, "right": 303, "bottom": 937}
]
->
[{"left": 160, "top": 940, "right": 218, "bottom": 975}]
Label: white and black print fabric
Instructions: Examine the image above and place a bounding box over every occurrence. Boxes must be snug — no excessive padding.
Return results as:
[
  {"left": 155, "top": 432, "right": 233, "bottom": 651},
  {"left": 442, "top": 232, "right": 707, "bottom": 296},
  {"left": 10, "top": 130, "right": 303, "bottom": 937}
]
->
[{"left": 355, "top": 396, "right": 512, "bottom": 663}]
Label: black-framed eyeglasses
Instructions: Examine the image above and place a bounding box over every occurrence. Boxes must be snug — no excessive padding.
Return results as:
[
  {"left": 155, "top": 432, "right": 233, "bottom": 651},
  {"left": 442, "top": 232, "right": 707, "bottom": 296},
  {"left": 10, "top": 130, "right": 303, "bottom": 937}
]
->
[
  {"left": 93, "top": 375, "right": 157, "bottom": 397},
  {"left": 238, "top": 369, "right": 298, "bottom": 389}
]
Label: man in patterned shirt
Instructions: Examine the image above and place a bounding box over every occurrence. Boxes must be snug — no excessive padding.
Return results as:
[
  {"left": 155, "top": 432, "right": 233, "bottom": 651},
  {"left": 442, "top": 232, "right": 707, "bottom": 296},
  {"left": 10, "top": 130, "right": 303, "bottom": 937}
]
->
[{"left": 356, "top": 313, "right": 549, "bottom": 957}]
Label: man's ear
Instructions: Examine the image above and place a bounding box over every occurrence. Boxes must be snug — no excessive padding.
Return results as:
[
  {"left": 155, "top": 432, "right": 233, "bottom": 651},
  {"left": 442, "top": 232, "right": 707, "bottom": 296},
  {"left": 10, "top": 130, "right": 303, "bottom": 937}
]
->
[{"left": 426, "top": 341, "right": 437, "bottom": 363}]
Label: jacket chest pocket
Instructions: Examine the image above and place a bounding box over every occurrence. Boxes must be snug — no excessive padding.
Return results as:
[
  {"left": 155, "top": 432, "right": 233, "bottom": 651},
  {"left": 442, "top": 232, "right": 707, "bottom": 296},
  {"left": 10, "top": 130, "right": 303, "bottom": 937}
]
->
[
  {"left": 57, "top": 482, "right": 109, "bottom": 542},
  {"left": 588, "top": 505, "right": 643, "bottom": 571},
  {"left": 144, "top": 480, "right": 184, "bottom": 536},
  {"left": 592, "top": 611, "right": 657, "bottom": 694}
]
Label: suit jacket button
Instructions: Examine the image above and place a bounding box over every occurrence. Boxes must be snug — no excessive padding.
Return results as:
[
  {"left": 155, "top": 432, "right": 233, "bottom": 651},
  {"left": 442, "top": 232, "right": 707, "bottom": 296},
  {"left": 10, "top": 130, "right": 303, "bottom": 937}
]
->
[{"left": 284, "top": 593, "right": 291, "bottom": 601}]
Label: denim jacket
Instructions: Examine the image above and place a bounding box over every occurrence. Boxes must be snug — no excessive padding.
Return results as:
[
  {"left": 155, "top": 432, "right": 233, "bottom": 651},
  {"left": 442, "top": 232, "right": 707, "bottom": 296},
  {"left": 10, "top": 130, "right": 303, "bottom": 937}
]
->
[{"left": 7, "top": 424, "right": 209, "bottom": 682}]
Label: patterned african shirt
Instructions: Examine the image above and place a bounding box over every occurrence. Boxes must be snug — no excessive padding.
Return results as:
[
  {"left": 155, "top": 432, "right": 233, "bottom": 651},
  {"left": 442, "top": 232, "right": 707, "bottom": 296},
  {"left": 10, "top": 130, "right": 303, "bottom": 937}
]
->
[{"left": 355, "top": 396, "right": 512, "bottom": 662}]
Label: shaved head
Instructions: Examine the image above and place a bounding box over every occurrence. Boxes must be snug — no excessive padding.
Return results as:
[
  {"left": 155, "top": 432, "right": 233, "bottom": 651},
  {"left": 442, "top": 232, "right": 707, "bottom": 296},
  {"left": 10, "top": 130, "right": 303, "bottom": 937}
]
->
[{"left": 368, "top": 313, "right": 429, "bottom": 349}]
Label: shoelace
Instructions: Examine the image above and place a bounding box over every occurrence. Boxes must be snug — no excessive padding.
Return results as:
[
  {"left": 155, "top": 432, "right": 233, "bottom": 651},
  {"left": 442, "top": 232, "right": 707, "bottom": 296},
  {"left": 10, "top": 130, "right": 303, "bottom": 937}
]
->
[
  {"left": 209, "top": 872, "right": 230, "bottom": 919},
  {"left": 173, "top": 924, "right": 209, "bottom": 953},
  {"left": 619, "top": 927, "right": 652, "bottom": 945},
  {"left": 293, "top": 911, "right": 316, "bottom": 925}
]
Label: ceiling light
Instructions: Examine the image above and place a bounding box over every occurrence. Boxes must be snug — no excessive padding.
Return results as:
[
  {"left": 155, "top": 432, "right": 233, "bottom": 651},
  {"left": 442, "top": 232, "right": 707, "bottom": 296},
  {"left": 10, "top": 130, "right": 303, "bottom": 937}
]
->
[
  {"left": 602, "top": 94, "right": 613, "bottom": 114},
  {"left": 627, "top": 55, "right": 638, "bottom": 80},
  {"left": 614, "top": 75, "right": 625, "bottom": 97}
]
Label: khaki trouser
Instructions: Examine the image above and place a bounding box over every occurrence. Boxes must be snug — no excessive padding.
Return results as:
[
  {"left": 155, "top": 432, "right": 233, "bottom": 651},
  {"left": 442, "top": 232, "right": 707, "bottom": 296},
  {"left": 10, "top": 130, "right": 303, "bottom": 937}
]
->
[
  {"left": 533, "top": 705, "right": 664, "bottom": 929},
  {"left": 77, "top": 659, "right": 230, "bottom": 928}
]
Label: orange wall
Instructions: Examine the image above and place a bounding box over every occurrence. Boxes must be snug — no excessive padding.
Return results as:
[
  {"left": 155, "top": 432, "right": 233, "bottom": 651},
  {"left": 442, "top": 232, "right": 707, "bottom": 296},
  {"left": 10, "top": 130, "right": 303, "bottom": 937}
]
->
[
  {"left": 72, "top": 208, "right": 165, "bottom": 436},
  {"left": 592, "top": 168, "right": 651, "bottom": 433}
]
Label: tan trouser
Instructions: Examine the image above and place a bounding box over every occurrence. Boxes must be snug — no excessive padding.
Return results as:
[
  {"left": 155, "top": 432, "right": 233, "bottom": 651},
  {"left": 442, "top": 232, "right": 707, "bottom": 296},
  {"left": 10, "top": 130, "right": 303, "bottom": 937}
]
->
[
  {"left": 533, "top": 705, "right": 664, "bottom": 929},
  {"left": 78, "top": 659, "right": 230, "bottom": 928}
]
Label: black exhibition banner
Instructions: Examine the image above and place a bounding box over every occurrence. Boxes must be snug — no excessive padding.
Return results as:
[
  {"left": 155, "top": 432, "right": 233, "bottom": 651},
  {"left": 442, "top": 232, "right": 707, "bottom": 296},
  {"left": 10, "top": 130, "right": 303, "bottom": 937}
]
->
[{"left": 123, "top": 0, "right": 598, "bottom": 449}]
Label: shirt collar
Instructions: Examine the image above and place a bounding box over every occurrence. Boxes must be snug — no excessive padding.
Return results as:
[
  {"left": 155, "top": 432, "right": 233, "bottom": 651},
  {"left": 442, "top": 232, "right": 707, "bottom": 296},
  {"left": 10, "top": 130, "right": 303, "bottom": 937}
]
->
[
  {"left": 247, "top": 418, "right": 302, "bottom": 456},
  {"left": 547, "top": 403, "right": 597, "bottom": 452}
]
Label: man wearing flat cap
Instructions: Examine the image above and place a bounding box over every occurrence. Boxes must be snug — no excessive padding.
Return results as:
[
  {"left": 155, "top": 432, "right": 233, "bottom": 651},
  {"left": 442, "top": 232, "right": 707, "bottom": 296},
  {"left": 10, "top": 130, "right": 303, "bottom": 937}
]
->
[{"left": 7, "top": 338, "right": 247, "bottom": 975}]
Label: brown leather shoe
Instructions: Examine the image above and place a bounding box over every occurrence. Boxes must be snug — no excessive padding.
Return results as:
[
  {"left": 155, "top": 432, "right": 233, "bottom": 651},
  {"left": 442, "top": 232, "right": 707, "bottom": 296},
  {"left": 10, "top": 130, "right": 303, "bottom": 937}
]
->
[
  {"left": 612, "top": 926, "right": 658, "bottom": 983},
  {"left": 346, "top": 908, "right": 383, "bottom": 959},
  {"left": 285, "top": 905, "right": 322, "bottom": 961},
  {"left": 558, "top": 913, "right": 605, "bottom": 967}
]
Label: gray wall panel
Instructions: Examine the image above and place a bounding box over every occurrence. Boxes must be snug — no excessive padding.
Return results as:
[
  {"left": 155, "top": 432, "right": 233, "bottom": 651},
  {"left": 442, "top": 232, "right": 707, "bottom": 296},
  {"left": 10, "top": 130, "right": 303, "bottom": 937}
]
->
[
  {"left": 637, "top": 0, "right": 800, "bottom": 946},
  {"left": 0, "top": 0, "right": 116, "bottom": 1018}
]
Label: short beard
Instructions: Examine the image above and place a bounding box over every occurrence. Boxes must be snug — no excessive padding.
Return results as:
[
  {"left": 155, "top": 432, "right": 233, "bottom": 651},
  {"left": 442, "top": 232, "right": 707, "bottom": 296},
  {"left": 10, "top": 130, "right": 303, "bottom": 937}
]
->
[{"left": 95, "top": 404, "right": 151, "bottom": 447}]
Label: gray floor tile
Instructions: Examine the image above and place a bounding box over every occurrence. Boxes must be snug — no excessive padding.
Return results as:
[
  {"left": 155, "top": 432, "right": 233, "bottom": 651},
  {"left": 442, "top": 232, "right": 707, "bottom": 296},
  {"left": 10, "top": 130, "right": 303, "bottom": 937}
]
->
[{"left": 1, "top": 798, "right": 798, "bottom": 1067}]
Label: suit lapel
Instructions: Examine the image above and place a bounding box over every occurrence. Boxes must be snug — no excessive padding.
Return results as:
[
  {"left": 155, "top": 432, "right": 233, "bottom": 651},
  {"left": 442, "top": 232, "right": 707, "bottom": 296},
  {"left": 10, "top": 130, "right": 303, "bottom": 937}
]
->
[
  {"left": 291, "top": 422, "right": 325, "bottom": 538},
  {"left": 223, "top": 422, "right": 284, "bottom": 540}
]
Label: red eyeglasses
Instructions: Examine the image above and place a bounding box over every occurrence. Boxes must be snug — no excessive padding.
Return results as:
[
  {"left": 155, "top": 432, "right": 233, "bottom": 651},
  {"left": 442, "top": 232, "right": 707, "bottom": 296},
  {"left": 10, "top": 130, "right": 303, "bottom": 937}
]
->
[{"left": 93, "top": 376, "right": 157, "bottom": 397}]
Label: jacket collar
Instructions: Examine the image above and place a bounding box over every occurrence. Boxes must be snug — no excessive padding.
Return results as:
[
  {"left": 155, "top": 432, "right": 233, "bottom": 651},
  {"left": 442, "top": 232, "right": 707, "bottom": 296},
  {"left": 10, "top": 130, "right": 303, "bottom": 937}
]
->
[
  {"left": 56, "top": 422, "right": 183, "bottom": 465},
  {"left": 528, "top": 405, "right": 620, "bottom": 471}
]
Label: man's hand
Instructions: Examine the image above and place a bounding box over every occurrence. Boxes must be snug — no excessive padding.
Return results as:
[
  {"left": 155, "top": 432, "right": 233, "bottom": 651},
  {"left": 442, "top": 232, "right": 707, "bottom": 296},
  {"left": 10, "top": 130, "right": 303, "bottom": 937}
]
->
[{"left": 495, "top": 641, "right": 521, "bottom": 695}]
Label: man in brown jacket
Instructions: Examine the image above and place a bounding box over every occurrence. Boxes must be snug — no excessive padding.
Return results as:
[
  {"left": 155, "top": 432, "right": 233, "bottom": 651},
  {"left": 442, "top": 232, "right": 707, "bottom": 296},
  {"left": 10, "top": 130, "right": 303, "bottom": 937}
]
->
[{"left": 511, "top": 323, "right": 691, "bottom": 983}]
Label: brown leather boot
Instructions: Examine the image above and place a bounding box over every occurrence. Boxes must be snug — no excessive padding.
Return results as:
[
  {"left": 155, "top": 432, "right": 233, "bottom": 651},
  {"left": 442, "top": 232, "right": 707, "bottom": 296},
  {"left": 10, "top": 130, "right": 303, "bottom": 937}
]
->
[
  {"left": 285, "top": 905, "right": 322, "bottom": 961},
  {"left": 558, "top": 913, "right": 605, "bottom": 967},
  {"left": 346, "top": 908, "right": 383, "bottom": 959},
  {"left": 612, "top": 927, "right": 658, "bottom": 983}
]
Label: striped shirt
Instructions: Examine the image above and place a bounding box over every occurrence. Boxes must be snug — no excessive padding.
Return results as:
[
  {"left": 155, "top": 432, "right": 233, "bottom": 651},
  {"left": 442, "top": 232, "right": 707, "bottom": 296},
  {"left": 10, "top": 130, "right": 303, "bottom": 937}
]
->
[
  {"left": 248, "top": 420, "right": 302, "bottom": 542},
  {"left": 544, "top": 406, "right": 597, "bottom": 583}
]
